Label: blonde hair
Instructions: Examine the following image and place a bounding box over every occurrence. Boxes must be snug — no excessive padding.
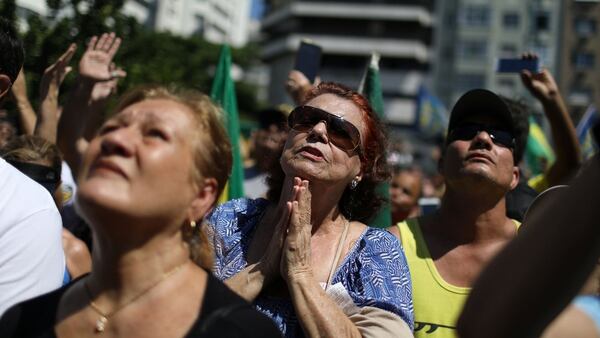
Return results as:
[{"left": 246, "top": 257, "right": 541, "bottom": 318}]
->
[
  {"left": 115, "top": 85, "right": 233, "bottom": 269},
  {"left": 1, "top": 135, "right": 62, "bottom": 173}
]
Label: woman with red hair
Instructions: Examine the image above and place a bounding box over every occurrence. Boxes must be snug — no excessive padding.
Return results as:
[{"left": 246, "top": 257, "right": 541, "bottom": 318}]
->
[{"left": 208, "top": 82, "right": 414, "bottom": 337}]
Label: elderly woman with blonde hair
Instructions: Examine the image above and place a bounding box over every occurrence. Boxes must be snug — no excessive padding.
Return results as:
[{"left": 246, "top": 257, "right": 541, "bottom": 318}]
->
[{"left": 0, "top": 86, "right": 280, "bottom": 338}]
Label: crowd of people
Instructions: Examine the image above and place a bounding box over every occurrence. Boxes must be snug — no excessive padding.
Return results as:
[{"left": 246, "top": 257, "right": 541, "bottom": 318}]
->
[{"left": 0, "top": 17, "right": 599, "bottom": 338}]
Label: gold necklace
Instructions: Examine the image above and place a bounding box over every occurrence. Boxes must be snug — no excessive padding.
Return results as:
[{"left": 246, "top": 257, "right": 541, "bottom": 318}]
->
[{"left": 84, "top": 261, "right": 188, "bottom": 333}]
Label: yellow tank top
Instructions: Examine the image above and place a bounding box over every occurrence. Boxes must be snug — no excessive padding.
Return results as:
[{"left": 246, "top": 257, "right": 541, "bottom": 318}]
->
[{"left": 398, "top": 218, "right": 520, "bottom": 338}]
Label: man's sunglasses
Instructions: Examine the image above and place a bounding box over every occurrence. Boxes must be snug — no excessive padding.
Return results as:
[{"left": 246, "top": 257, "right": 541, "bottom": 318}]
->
[
  {"left": 448, "top": 123, "right": 515, "bottom": 149},
  {"left": 288, "top": 105, "right": 362, "bottom": 153}
]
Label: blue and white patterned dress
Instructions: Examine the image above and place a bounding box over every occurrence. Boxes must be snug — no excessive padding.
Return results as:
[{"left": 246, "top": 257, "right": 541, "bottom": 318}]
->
[{"left": 207, "top": 198, "right": 414, "bottom": 337}]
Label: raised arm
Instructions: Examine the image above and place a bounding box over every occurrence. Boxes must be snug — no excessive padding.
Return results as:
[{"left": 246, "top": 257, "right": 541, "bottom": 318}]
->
[
  {"left": 57, "top": 33, "right": 123, "bottom": 179},
  {"left": 10, "top": 69, "right": 36, "bottom": 135},
  {"left": 35, "top": 43, "right": 76, "bottom": 143},
  {"left": 285, "top": 70, "right": 317, "bottom": 105},
  {"left": 520, "top": 54, "right": 581, "bottom": 186},
  {"left": 458, "top": 155, "right": 600, "bottom": 338}
]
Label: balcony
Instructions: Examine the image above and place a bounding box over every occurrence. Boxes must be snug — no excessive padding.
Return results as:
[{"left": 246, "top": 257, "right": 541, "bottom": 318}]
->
[{"left": 262, "top": 2, "right": 433, "bottom": 29}]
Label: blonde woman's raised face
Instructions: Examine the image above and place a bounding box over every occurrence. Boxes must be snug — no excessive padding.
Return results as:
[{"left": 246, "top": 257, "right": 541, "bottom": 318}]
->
[{"left": 76, "top": 98, "right": 201, "bottom": 225}]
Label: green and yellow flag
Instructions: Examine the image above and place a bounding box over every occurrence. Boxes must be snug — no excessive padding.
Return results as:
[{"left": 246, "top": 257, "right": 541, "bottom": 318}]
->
[
  {"left": 211, "top": 45, "right": 244, "bottom": 202},
  {"left": 359, "top": 53, "right": 391, "bottom": 228},
  {"left": 525, "top": 116, "right": 555, "bottom": 176}
]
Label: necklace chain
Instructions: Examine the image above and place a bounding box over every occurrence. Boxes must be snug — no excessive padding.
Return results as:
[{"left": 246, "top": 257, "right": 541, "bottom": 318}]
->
[{"left": 84, "top": 261, "right": 187, "bottom": 333}]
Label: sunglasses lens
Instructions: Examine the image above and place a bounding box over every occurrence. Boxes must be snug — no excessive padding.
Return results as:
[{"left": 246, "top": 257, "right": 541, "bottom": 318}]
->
[
  {"left": 328, "top": 119, "right": 358, "bottom": 151},
  {"left": 289, "top": 109, "right": 319, "bottom": 132},
  {"left": 449, "top": 124, "right": 514, "bottom": 148},
  {"left": 288, "top": 106, "right": 361, "bottom": 152},
  {"left": 450, "top": 125, "right": 479, "bottom": 142},
  {"left": 489, "top": 129, "right": 514, "bottom": 148}
]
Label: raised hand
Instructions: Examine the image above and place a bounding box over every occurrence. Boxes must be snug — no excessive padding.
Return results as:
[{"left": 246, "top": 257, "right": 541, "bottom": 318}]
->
[
  {"left": 285, "top": 70, "right": 315, "bottom": 105},
  {"left": 519, "top": 53, "right": 559, "bottom": 103},
  {"left": 10, "top": 68, "right": 28, "bottom": 101},
  {"left": 79, "top": 33, "right": 122, "bottom": 82},
  {"left": 90, "top": 63, "right": 126, "bottom": 102},
  {"left": 36, "top": 43, "right": 77, "bottom": 142},
  {"left": 257, "top": 177, "right": 301, "bottom": 280},
  {"left": 281, "top": 179, "right": 313, "bottom": 282},
  {"left": 40, "top": 43, "right": 76, "bottom": 109}
]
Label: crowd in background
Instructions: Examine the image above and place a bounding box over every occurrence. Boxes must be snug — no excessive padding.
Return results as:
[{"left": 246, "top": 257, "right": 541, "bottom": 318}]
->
[{"left": 0, "top": 16, "right": 599, "bottom": 338}]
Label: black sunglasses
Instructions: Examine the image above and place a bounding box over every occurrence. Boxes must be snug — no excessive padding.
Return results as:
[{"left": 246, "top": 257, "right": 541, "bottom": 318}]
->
[
  {"left": 288, "top": 105, "right": 362, "bottom": 153},
  {"left": 448, "top": 123, "right": 515, "bottom": 149}
]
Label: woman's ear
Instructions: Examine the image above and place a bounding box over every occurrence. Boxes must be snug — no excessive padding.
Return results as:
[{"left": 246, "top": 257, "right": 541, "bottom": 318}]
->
[{"left": 189, "top": 178, "right": 218, "bottom": 221}]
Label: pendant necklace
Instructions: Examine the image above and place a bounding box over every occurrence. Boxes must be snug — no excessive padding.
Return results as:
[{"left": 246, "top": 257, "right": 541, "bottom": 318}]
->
[{"left": 83, "top": 261, "right": 187, "bottom": 333}]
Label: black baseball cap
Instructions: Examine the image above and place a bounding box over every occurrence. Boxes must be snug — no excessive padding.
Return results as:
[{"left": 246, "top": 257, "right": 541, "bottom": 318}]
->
[{"left": 447, "top": 89, "right": 515, "bottom": 137}]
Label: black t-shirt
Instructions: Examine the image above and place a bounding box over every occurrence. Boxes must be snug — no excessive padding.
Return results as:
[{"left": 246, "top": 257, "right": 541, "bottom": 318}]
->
[
  {"left": 506, "top": 176, "right": 539, "bottom": 222},
  {"left": 0, "top": 274, "right": 281, "bottom": 338}
]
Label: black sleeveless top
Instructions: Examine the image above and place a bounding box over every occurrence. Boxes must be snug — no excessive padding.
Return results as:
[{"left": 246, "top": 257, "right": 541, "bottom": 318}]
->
[{"left": 0, "top": 273, "right": 281, "bottom": 338}]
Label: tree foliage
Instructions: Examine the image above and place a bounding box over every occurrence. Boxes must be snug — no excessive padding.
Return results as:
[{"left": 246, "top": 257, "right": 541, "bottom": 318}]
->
[{"left": 8, "top": 0, "right": 260, "bottom": 114}]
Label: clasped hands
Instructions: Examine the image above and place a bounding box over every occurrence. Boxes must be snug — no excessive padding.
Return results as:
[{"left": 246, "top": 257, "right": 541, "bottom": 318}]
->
[{"left": 262, "top": 177, "right": 314, "bottom": 285}]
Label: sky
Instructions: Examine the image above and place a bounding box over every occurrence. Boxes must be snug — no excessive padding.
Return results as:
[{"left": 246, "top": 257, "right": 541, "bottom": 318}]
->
[{"left": 250, "top": 0, "right": 266, "bottom": 19}]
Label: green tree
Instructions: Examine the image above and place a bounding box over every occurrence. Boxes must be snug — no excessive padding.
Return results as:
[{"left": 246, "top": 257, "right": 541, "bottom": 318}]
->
[{"left": 9, "top": 0, "right": 261, "bottom": 115}]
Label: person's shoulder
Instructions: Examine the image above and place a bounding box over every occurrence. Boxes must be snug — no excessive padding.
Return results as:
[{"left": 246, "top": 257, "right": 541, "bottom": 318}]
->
[
  {"left": 355, "top": 227, "right": 405, "bottom": 261},
  {"left": 205, "top": 198, "right": 269, "bottom": 237},
  {"left": 0, "top": 283, "right": 69, "bottom": 337},
  {"left": 0, "top": 158, "right": 59, "bottom": 224},
  {"left": 362, "top": 227, "right": 402, "bottom": 247}
]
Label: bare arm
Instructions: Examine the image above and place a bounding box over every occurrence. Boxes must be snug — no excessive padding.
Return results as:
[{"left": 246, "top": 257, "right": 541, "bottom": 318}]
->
[
  {"left": 224, "top": 262, "right": 275, "bottom": 302},
  {"left": 36, "top": 43, "right": 77, "bottom": 143},
  {"left": 56, "top": 77, "right": 94, "bottom": 177},
  {"left": 285, "top": 70, "right": 316, "bottom": 105},
  {"left": 542, "top": 304, "right": 600, "bottom": 338},
  {"left": 57, "top": 33, "right": 122, "bottom": 179},
  {"left": 224, "top": 197, "right": 293, "bottom": 301},
  {"left": 10, "top": 69, "right": 36, "bottom": 135},
  {"left": 282, "top": 181, "right": 371, "bottom": 338},
  {"left": 457, "top": 155, "right": 600, "bottom": 338},
  {"left": 288, "top": 274, "right": 362, "bottom": 338},
  {"left": 521, "top": 54, "right": 581, "bottom": 185}
]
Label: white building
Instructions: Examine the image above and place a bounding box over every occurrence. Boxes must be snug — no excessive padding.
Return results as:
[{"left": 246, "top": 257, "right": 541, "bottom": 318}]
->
[
  {"left": 16, "top": 0, "right": 251, "bottom": 47},
  {"left": 432, "top": 0, "right": 562, "bottom": 107}
]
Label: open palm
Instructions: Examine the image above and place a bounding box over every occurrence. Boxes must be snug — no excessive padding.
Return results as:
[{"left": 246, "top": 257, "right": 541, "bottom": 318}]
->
[{"left": 79, "top": 33, "right": 121, "bottom": 81}]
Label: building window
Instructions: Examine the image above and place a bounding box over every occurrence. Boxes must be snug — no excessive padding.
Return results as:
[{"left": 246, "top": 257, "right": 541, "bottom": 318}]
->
[
  {"left": 498, "top": 78, "right": 516, "bottom": 88},
  {"left": 568, "top": 88, "right": 592, "bottom": 107},
  {"left": 460, "top": 5, "right": 490, "bottom": 27},
  {"left": 503, "top": 12, "right": 520, "bottom": 28},
  {"left": 575, "top": 18, "right": 597, "bottom": 37},
  {"left": 535, "top": 12, "right": 550, "bottom": 31},
  {"left": 195, "top": 15, "right": 205, "bottom": 35},
  {"left": 458, "top": 40, "right": 488, "bottom": 59},
  {"left": 500, "top": 43, "right": 518, "bottom": 57},
  {"left": 574, "top": 52, "right": 595, "bottom": 69},
  {"left": 457, "top": 73, "right": 486, "bottom": 91},
  {"left": 445, "top": 13, "right": 456, "bottom": 27}
]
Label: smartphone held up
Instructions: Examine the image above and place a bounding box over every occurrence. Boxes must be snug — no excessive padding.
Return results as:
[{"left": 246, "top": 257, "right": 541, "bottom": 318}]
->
[
  {"left": 294, "top": 40, "right": 322, "bottom": 83},
  {"left": 495, "top": 58, "right": 542, "bottom": 74}
]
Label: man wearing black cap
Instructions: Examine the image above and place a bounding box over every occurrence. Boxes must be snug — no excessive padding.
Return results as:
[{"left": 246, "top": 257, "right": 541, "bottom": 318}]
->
[{"left": 389, "top": 89, "right": 521, "bottom": 338}]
